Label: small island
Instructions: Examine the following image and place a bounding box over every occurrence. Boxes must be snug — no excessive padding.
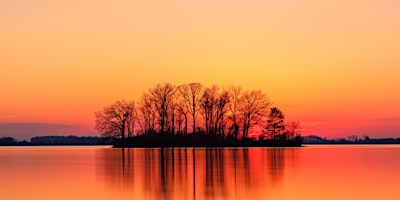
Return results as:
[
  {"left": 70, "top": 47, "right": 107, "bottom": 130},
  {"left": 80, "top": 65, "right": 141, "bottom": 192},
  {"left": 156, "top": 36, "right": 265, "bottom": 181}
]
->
[
  {"left": 95, "top": 82, "right": 303, "bottom": 148},
  {"left": 113, "top": 133, "right": 302, "bottom": 148}
]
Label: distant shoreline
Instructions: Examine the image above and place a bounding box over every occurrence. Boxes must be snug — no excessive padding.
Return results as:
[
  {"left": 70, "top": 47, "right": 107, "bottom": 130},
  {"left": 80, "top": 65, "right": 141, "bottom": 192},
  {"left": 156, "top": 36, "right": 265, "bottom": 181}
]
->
[
  {"left": 1, "top": 135, "right": 399, "bottom": 147},
  {"left": 302, "top": 135, "right": 400, "bottom": 145},
  {"left": 0, "top": 135, "right": 303, "bottom": 147},
  {"left": 0, "top": 136, "right": 112, "bottom": 146},
  {"left": 1, "top": 143, "right": 400, "bottom": 147}
]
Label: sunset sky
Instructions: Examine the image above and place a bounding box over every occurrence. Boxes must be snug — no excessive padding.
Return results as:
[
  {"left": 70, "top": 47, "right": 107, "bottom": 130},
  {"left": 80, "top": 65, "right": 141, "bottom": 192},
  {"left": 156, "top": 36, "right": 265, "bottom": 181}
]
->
[{"left": 1, "top": 0, "right": 400, "bottom": 140}]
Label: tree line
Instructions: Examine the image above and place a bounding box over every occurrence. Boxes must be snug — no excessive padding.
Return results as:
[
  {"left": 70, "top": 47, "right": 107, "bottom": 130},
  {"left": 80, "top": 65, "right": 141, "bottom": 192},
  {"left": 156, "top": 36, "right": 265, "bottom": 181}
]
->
[{"left": 95, "top": 82, "right": 300, "bottom": 141}]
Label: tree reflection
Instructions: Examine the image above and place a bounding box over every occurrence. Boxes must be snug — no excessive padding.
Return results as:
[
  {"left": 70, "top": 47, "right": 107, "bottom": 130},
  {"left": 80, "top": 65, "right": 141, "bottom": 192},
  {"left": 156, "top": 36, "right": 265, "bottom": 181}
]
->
[
  {"left": 268, "top": 148, "right": 285, "bottom": 184},
  {"left": 205, "top": 149, "right": 227, "bottom": 198},
  {"left": 97, "top": 148, "right": 135, "bottom": 190},
  {"left": 97, "top": 148, "right": 298, "bottom": 200}
]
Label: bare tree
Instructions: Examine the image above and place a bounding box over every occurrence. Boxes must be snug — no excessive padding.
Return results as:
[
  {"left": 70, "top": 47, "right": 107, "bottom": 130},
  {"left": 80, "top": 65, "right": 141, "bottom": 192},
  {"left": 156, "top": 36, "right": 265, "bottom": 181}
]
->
[
  {"left": 347, "top": 135, "right": 358, "bottom": 142},
  {"left": 201, "top": 85, "right": 218, "bottom": 135},
  {"left": 177, "top": 83, "right": 203, "bottom": 133},
  {"left": 285, "top": 121, "right": 300, "bottom": 140},
  {"left": 176, "top": 101, "right": 188, "bottom": 134},
  {"left": 200, "top": 85, "right": 229, "bottom": 136},
  {"left": 132, "top": 102, "right": 143, "bottom": 135},
  {"left": 168, "top": 99, "right": 177, "bottom": 134},
  {"left": 139, "top": 92, "right": 157, "bottom": 134},
  {"left": 148, "top": 83, "right": 176, "bottom": 134},
  {"left": 226, "top": 85, "right": 242, "bottom": 139},
  {"left": 95, "top": 100, "right": 136, "bottom": 139},
  {"left": 126, "top": 101, "right": 138, "bottom": 138},
  {"left": 239, "top": 90, "right": 271, "bottom": 139},
  {"left": 215, "top": 90, "right": 229, "bottom": 137}
]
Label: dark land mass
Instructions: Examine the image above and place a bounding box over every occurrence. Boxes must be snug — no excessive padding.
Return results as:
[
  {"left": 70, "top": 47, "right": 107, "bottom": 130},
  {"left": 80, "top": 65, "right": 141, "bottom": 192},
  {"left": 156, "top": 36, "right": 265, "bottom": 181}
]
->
[
  {"left": 0, "top": 134, "right": 302, "bottom": 147},
  {"left": 114, "top": 133, "right": 303, "bottom": 148},
  {"left": 303, "top": 135, "right": 400, "bottom": 144},
  {"left": 1, "top": 135, "right": 399, "bottom": 147},
  {"left": 0, "top": 136, "right": 112, "bottom": 146}
]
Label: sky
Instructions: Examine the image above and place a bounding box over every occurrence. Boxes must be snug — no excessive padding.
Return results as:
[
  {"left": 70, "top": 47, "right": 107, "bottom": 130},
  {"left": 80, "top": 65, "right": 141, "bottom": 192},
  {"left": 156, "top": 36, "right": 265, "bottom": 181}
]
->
[{"left": 1, "top": 0, "right": 400, "bottom": 140}]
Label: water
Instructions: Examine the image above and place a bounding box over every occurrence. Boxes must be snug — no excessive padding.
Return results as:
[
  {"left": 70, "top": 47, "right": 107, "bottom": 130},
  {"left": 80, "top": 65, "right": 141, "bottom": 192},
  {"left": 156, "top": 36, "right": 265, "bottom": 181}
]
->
[{"left": 0, "top": 145, "right": 399, "bottom": 200}]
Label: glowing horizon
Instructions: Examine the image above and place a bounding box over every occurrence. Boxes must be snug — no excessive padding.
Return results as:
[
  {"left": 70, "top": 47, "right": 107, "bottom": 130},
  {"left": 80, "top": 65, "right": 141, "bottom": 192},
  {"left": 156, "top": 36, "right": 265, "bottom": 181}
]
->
[{"left": 1, "top": 0, "right": 400, "bottom": 140}]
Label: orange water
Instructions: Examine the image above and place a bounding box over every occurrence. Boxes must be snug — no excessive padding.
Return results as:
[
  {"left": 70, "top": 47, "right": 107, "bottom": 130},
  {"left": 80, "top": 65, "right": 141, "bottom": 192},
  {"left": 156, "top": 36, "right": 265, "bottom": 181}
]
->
[{"left": 0, "top": 145, "right": 399, "bottom": 200}]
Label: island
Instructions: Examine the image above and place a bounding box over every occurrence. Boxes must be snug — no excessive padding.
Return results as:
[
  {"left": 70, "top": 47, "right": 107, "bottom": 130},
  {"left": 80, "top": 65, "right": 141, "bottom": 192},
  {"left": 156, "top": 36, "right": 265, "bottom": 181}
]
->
[
  {"left": 113, "top": 133, "right": 303, "bottom": 148},
  {"left": 94, "top": 82, "right": 303, "bottom": 148}
]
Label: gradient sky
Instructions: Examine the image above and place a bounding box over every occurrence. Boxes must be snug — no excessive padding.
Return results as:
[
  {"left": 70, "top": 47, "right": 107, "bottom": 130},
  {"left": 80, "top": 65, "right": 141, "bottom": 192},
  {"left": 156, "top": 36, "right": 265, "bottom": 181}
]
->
[{"left": 1, "top": 0, "right": 400, "bottom": 140}]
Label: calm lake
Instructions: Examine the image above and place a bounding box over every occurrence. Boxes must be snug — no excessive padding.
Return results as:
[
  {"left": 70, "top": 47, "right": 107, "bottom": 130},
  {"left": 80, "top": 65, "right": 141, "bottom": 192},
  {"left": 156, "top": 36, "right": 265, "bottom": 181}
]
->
[{"left": 0, "top": 145, "right": 399, "bottom": 200}]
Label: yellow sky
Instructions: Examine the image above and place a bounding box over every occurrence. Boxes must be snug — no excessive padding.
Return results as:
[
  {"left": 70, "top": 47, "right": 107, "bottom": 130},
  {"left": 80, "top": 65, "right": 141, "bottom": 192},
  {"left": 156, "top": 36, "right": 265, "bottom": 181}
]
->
[{"left": 1, "top": 0, "right": 400, "bottom": 139}]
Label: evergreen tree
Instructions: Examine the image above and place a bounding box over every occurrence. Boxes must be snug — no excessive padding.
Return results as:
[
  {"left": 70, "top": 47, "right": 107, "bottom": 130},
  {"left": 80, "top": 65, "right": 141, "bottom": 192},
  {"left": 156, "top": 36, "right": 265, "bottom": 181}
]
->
[{"left": 265, "top": 107, "right": 285, "bottom": 140}]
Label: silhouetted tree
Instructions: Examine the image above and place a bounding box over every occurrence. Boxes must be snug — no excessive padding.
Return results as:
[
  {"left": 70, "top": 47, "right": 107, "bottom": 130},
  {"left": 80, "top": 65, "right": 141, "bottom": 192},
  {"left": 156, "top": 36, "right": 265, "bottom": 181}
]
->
[
  {"left": 347, "top": 135, "right": 358, "bottom": 142},
  {"left": 285, "top": 121, "right": 300, "bottom": 140},
  {"left": 214, "top": 90, "right": 229, "bottom": 136},
  {"left": 176, "top": 101, "right": 188, "bottom": 134},
  {"left": 226, "top": 85, "right": 242, "bottom": 139},
  {"left": 239, "top": 90, "right": 271, "bottom": 139},
  {"left": 126, "top": 101, "right": 139, "bottom": 138},
  {"left": 139, "top": 92, "right": 157, "bottom": 134},
  {"left": 148, "top": 83, "right": 176, "bottom": 134},
  {"left": 201, "top": 85, "right": 229, "bottom": 136},
  {"left": 0, "top": 137, "right": 17, "bottom": 145},
  {"left": 95, "top": 100, "right": 136, "bottom": 139},
  {"left": 167, "top": 94, "right": 180, "bottom": 134},
  {"left": 132, "top": 102, "right": 143, "bottom": 135},
  {"left": 201, "top": 85, "right": 218, "bottom": 135},
  {"left": 178, "top": 83, "right": 203, "bottom": 133},
  {"left": 265, "top": 107, "right": 285, "bottom": 140}
]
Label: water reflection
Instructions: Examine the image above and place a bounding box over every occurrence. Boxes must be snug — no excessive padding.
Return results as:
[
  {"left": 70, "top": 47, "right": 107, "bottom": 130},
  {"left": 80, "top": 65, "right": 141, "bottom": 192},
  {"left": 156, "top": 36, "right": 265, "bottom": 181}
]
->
[
  {"left": 267, "top": 149, "right": 285, "bottom": 184},
  {"left": 2, "top": 146, "right": 399, "bottom": 200},
  {"left": 97, "top": 148, "right": 298, "bottom": 200}
]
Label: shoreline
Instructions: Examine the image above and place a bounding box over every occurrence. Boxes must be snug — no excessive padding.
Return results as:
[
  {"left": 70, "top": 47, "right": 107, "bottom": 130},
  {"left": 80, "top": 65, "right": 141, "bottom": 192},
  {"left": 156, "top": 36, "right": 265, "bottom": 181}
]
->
[
  {"left": 112, "top": 134, "right": 303, "bottom": 148},
  {"left": 2, "top": 143, "right": 400, "bottom": 147}
]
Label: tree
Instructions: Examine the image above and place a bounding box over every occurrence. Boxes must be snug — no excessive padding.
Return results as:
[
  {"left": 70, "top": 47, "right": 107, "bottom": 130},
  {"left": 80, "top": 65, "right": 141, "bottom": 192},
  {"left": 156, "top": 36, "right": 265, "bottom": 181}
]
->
[
  {"left": 139, "top": 92, "right": 157, "bottom": 134},
  {"left": 0, "top": 137, "right": 17, "bottom": 145},
  {"left": 126, "top": 103, "right": 139, "bottom": 138},
  {"left": 214, "top": 90, "right": 229, "bottom": 136},
  {"left": 177, "top": 83, "right": 203, "bottom": 133},
  {"left": 347, "top": 135, "right": 358, "bottom": 142},
  {"left": 168, "top": 101, "right": 176, "bottom": 134},
  {"left": 226, "top": 85, "right": 242, "bottom": 139},
  {"left": 201, "top": 85, "right": 218, "bottom": 135},
  {"left": 265, "top": 107, "right": 285, "bottom": 140},
  {"left": 95, "top": 100, "right": 136, "bottom": 139},
  {"left": 200, "top": 85, "right": 229, "bottom": 136},
  {"left": 239, "top": 90, "right": 271, "bottom": 139},
  {"left": 148, "top": 83, "right": 176, "bottom": 134},
  {"left": 285, "top": 121, "right": 301, "bottom": 140},
  {"left": 175, "top": 101, "right": 188, "bottom": 134}
]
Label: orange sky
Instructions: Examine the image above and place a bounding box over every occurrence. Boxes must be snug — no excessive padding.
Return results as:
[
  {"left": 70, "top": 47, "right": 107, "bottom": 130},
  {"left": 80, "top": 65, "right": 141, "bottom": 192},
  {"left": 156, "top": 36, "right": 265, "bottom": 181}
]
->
[{"left": 1, "top": 0, "right": 400, "bottom": 139}]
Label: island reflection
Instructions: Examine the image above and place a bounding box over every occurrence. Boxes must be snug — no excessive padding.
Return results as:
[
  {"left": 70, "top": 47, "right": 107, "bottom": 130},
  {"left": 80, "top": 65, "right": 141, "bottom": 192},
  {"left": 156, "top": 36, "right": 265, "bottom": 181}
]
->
[{"left": 97, "top": 148, "right": 298, "bottom": 200}]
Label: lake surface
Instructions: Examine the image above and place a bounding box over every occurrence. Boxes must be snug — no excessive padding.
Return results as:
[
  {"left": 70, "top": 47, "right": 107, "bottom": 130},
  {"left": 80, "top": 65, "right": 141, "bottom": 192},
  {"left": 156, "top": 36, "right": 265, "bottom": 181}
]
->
[{"left": 0, "top": 145, "right": 399, "bottom": 200}]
